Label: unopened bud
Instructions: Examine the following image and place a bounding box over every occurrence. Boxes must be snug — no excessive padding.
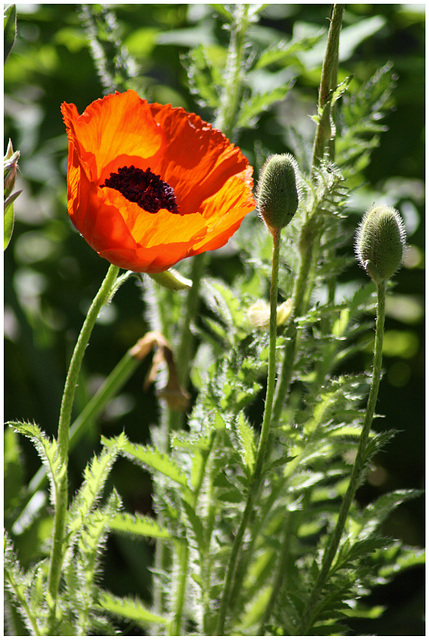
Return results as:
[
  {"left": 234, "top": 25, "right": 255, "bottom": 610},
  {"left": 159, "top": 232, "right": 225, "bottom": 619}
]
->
[
  {"left": 257, "top": 153, "right": 299, "bottom": 234},
  {"left": 4, "top": 139, "right": 20, "bottom": 200},
  {"left": 4, "top": 140, "right": 21, "bottom": 250},
  {"left": 355, "top": 204, "right": 406, "bottom": 284},
  {"left": 247, "top": 298, "right": 293, "bottom": 330}
]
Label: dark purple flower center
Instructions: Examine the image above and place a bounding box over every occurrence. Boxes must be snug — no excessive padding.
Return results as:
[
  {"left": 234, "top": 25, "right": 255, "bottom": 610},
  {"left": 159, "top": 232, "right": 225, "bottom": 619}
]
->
[{"left": 101, "top": 165, "right": 180, "bottom": 214}]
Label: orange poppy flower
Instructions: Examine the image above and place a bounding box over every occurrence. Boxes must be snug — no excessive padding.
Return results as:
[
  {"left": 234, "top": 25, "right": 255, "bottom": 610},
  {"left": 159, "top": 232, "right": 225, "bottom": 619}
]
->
[{"left": 61, "top": 90, "right": 255, "bottom": 273}]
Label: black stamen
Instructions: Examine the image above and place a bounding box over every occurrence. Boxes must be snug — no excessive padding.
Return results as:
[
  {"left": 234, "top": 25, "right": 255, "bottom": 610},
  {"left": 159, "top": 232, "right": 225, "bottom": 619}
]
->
[{"left": 101, "top": 165, "right": 180, "bottom": 214}]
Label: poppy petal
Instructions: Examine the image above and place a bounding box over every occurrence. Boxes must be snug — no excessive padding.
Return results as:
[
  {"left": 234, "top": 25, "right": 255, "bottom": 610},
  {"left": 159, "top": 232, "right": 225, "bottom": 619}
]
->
[{"left": 61, "top": 90, "right": 256, "bottom": 273}]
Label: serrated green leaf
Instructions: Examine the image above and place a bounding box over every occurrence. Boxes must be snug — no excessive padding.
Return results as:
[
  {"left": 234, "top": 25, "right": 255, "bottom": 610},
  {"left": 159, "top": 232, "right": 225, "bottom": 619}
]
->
[
  {"left": 4, "top": 533, "right": 42, "bottom": 636},
  {"left": 254, "top": 33, "right": 324, "bottom": 70},
  {"left": 237, "top": 411, "right": 256, "bottom": 475},
  {"left": 237, "top": 85, "right": 291, "bottom": 128},
  {"left": 96, "top": 589, "right": 168, "bottom": 627},
  {"left": 110, "top": 512, "right": 172, "bottom": 539},
  {"left": 68, "top": 440, "right": 123, "bottom": 535},
  {"left": 102, "top": 434, "right": 192, "bottom": 498},
  {"left": 356, "top": 489, "right": 423, "bottom": 537},
  {"left": 10, "top": 421, "right": 63, "bottom": 507}
]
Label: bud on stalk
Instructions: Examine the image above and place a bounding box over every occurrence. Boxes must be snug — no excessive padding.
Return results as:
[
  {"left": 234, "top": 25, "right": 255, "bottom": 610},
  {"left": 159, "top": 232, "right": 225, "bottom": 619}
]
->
[
  {"left": 257, "top": 153, "right": 300, "bottom": 235},
  {"left": 355, "top": 204, "right": 406, "bottom": 285}
]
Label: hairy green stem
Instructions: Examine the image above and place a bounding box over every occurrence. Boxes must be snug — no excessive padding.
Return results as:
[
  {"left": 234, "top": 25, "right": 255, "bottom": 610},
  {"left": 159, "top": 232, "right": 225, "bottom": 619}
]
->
[
  {"left": 271, "top": 4, "right": 344, "bottom": 428},
  {"left": 297, "top": 281, "right": 387, "bottom": 634},
  {"left": 215, "top": 4, "right": 250, "bottom": 138},
  {"left": 216, "top": 229, "right": 281, "bottom": 635},
  {"left": 46, "top": 263, "right": 120, "bottom": 629},
  {"left": 170, "top": 435, "right": 215, "bottom": 635},
  {"left": 311, "top": 4, "right": 344, "bottom": 173},
  {"left": 255, "top": 7, "right": 345, "bottom": 630},
  {"left": 271, "top": 229, "right": 313, "bottom": 425}
]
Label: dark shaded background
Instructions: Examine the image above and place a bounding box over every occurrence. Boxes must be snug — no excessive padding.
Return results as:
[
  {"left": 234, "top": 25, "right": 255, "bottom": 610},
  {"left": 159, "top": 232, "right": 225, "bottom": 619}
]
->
[{"left": 4, "top": 4, "right": 424, "bottom": 635}]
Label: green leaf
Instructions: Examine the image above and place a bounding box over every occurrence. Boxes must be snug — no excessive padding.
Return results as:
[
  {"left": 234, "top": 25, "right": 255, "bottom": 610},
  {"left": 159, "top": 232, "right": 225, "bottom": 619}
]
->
[
  {"left": 4, "top": 533, "right": 43, "bottom": 636},
  {"left": 254, "top": 33, "right": 324, "bottom": 70},
  {"left": 4, "top": 427, "right": 24, "bottom": 519},
  {"left": 238, "top": 85, "right": 291, "bottom": 128},
  {"left": 356, "top": 489, "right": 423, "bottom": 537},
  {"left": 102, "top": 434, "right": 192, "bottom": 498},
  {"left": 4, "top": 192, "right": 17, "bottom": 250},
  {"left": 185, "top": 44, "right": 224, "bottom": 109},
  {"left": 74, "top": 492, "right": 122, "bottom": 635},
  {"left": 68, "top": 436, "right": 124, "bottom": 535},
  {"left": 96, "top": 589, "right": 168, "bottom": 628},
  {"left": 339, "top": 16, "right": 386, "bottom": 60},
  {"left": 9, "top": 421, "right": 63, "bottom": 507},
  {"left": 109, "top": 512, "right": 172, "bottom": 540},
  {"left": 4, "top": 4, "right": 17, "bottom": 63},
  {"left": 236, "top": 411, "right": 256, "bottom": 475}
]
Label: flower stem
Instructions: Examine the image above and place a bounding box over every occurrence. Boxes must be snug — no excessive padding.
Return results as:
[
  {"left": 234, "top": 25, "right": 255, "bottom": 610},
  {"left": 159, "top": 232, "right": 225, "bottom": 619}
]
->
[
  {"left": 46, "top": 263, "right": 120, "bottom": 628},
  {"left": 311, "top": 4, "right": 344, "bottom": 173},
  {"left": 271, "top": 3, "right": 344, "bottom": 427},
  {"left": 170, "top": 436, "right": 214, "bottom": 635},
  {"left": 297, "top": 280, "right": 387, "bottom": 635},
  {"left": 216, "top": 229, "right": 281, "bottom": 635},
  {"left": 215, "top": 4, "right": 250, "bottom": 139}
]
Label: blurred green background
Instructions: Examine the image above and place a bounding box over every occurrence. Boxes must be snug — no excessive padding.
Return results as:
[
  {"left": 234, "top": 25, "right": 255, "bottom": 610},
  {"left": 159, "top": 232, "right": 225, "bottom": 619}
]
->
[{"left": 4, "top": 4, "right": 424, "bottom": 635}]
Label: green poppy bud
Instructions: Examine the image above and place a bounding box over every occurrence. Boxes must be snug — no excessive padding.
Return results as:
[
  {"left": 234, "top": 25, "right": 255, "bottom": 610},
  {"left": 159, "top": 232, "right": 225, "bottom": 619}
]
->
[
  {"left": 355, "top": 204, "right": 406, "bottom": 284},
  {"left": 257, "top": 153, "right": 299, "bottom": 234}
]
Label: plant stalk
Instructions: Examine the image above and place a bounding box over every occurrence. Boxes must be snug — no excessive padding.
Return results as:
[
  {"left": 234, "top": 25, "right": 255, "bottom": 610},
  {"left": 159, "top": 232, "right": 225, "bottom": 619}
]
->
[
  {"left": 271, "top": 4, "right": 344, "bottom": 428},
  {"left": 215, "top": 228, "right": 281, "bottom": 635},
  {"left": 215, "top": 4, "right": 250, "bottom": 139},
  {"left": 311, "top": 4, "right": 344, "bottom": 173},
  {"left": 46, "top": 263, "right": 120, "bottom": 629},
  {"left": 297, "top": 280, "right": 387, "bottom": 634}
]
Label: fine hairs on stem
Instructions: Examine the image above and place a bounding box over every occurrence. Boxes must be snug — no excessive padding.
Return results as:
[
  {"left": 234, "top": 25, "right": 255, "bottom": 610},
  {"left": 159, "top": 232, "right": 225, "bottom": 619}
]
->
[
  {"left": 297, "top": 280, "right": 387, "bottom": 633},
  {"left": 47, "top": 264, "right": 123, "bottom": 630},
  {"left": 216, "top": 153, "right": 300, "bottom": 634},
  {"left": 215, "top": 227, "right": 282, "bottom": 635},
  {"left": 298, "top": 201, "right": 407, "bottom": 632}
]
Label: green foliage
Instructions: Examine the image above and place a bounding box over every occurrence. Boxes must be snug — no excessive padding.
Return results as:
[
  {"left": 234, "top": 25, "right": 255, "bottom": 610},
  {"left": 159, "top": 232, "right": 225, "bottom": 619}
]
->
[
  {"left": 4, "top": 4, "right": 17, "bottom": 62},
  {"left": 4, "top": 3, "right": 423, "bottom": 637},
  {"left": 337, "top": 63, "right": 396, "bottom": 185}
]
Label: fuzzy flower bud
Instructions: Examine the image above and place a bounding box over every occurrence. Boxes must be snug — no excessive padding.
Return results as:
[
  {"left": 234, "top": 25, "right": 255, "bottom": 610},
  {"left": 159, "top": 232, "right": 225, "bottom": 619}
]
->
[
  {"left": 257, "top": 153, "right": 299, "bottom": 234},
  {"left": 355, "top": 204, "right": 406, "bottom": 285}
]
